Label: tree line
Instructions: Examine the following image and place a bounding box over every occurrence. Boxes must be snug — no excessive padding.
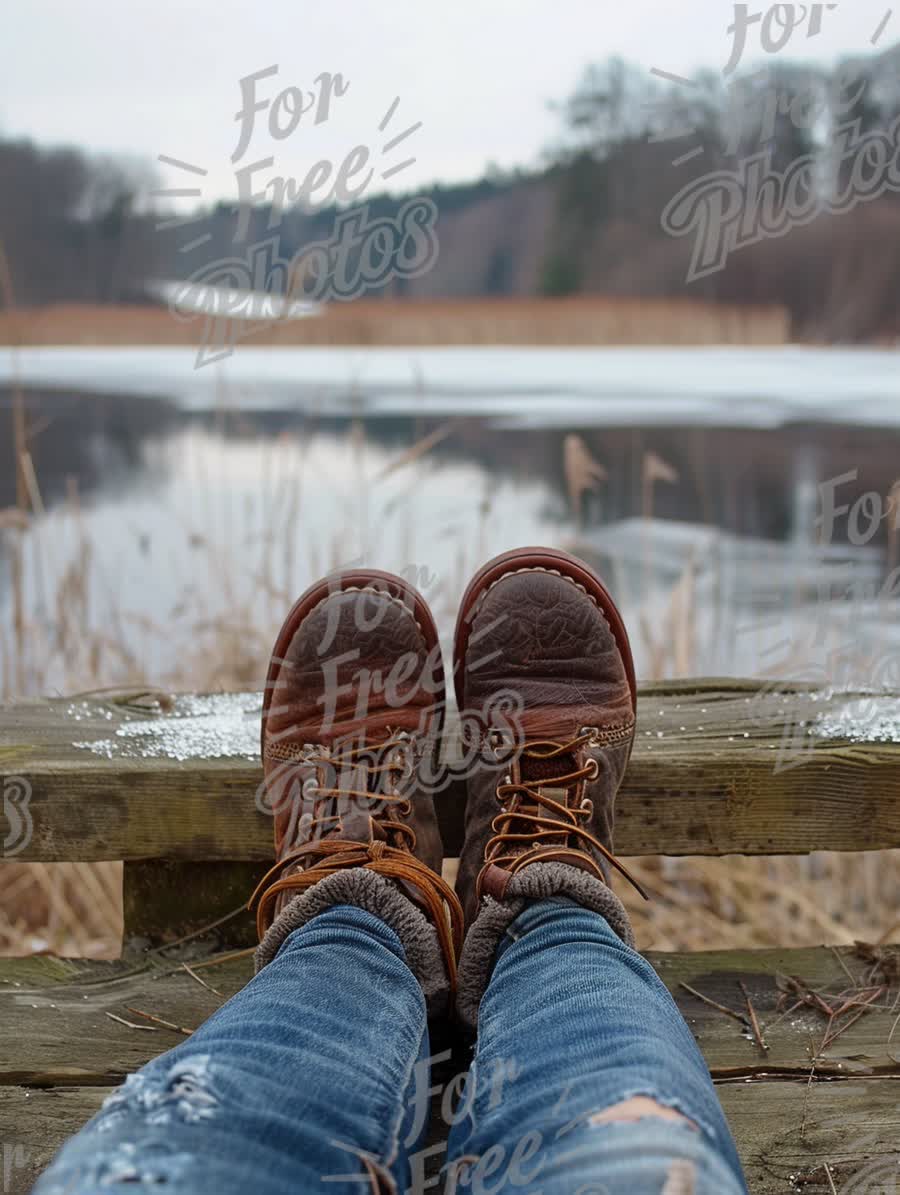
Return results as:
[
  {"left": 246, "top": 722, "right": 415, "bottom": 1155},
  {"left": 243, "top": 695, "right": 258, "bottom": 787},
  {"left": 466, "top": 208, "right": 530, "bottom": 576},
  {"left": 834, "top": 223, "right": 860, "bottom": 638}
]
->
[{"left": 2, "top": 40, "right": 900, "bottom": 340}]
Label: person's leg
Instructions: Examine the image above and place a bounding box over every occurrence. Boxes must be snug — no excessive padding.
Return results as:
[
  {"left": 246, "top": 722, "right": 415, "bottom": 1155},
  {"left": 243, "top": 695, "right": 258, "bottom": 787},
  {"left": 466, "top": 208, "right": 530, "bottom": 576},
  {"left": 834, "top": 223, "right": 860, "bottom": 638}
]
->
[
  {"left": 448, "top": 898, "right": 747, "bottom": 1194},
  {"left": 35, "top": 905, "right": 429, "bottom": 1195},
  {"left": 39, "top": 568, "right": 461, "bottom": 1194},
  {"left": 450, "top": 549, "right": 748, "bottom": 1193}
]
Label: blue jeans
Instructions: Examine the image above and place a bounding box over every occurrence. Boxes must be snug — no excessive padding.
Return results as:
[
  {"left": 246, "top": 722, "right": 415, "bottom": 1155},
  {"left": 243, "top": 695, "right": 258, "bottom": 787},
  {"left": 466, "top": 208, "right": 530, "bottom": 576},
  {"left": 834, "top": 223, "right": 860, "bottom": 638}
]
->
[{"left": 35, "top": 901, "right": 748, "bottom": 1194}]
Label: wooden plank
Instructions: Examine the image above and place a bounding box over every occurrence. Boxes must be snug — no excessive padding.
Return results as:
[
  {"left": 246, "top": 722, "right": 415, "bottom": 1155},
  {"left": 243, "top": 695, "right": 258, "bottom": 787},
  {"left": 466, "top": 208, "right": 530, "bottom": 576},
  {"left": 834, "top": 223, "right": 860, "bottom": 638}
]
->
[
  {"left": 719, "top": 1079, "right": 900, "bottom": 1194},
  {"left": 652, "top": 945, "right": 900, "bottom": 1079},
  {"left": 1, "top": 680, "right": 899, "bottom": 862},
  {"left": 1, "top": 1080, "right": 898, "bottom": 1195},
  {"left": 0, "top": 940, "right": 897, "bottom": 1195},
  {"left": 0, "top": 1087, "right": 110, "bottom": 1195},
  {"left": 121, "top": 859, "right": 459, "bottom": 947},
  {"left": 122, "top": 860, "right": 265, "bottom": 947},
  {"left": 0, "top": 945, "right": 896, "bottom": 1087},
  {"left": 0, "top": 952, "right": 251, "bottom": 1086}
]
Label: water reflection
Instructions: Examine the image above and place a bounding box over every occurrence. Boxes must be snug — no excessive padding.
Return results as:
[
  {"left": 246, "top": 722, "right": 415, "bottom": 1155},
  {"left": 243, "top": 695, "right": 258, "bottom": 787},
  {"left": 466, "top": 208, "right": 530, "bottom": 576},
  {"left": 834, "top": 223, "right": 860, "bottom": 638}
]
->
[{"left": 1, "top": 383, "right": 899, "bottom": 694}]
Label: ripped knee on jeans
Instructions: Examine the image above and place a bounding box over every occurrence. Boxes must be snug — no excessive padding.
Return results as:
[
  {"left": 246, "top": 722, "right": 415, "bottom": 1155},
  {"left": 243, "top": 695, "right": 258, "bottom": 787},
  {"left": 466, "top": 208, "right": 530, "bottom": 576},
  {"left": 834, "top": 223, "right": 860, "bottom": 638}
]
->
[{"left": 588, "top": 1096, "right": 699, "bottom": 1132}]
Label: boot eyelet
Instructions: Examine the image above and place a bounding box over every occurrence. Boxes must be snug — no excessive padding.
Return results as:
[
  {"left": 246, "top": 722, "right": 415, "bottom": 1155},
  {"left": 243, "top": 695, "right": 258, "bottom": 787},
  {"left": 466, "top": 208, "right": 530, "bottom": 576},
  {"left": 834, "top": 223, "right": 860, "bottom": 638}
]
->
[
  {"left": 487, "top": 730, "right": 513, "bottom": 760},
  {"left": 584, "top": 758, "right": 600, "bottom": 780}
]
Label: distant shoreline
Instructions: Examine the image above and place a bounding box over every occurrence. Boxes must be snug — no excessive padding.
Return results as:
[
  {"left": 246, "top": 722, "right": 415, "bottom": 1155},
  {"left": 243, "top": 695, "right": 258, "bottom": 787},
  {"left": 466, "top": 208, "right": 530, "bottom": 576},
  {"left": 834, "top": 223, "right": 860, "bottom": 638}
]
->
[{"left": 0, "top": 297, "right": 790, "bottom": 349}]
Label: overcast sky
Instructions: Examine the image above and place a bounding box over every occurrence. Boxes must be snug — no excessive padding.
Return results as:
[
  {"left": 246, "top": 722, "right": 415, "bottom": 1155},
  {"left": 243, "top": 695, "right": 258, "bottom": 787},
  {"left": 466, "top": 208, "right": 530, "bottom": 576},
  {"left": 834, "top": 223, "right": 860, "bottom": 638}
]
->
[{"left": 2, "top": 0, "right": 894, "bottom": 204}]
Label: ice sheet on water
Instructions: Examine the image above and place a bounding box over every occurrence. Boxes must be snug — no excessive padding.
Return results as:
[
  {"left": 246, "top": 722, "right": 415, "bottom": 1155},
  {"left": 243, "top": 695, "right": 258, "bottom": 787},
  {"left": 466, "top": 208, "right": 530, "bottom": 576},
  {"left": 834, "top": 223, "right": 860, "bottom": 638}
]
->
[
  {"left": 4, "top": 345, "right": 900, "bottom": 427},
  {"left": 574, "top": 518, "right": 900, "bottom": 681},
  {"left": 71, "top": 692, "right": 263, "bottom": 761},
  {"left": 577, "top": 517, "right": 882, "bottom": 592}
]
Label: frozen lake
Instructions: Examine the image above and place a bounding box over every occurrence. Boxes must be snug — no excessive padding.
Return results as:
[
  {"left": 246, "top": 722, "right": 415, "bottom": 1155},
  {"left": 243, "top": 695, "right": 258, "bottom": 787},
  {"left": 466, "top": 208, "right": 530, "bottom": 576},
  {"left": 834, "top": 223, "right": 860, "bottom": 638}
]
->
[
  {"left": 1, "top": 344, "right": 900, "bottom": 428},
  {"left": 1, "top": 345, "right": 898, "bottom": 694}
]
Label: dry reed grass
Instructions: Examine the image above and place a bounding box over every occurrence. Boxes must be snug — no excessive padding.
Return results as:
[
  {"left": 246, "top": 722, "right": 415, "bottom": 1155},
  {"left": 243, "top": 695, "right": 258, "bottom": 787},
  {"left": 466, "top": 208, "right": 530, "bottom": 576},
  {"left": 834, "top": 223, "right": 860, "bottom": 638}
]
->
[
  {"left": 0, "top": 296, "right": 790, "bottom": 350},
  {"left": 3, "top": 460, "right": 898, "bottom": 959},
  {"left": 562, "top": 437, "right": 900, "bottom": 954},
  {"left": 0, "top": 250, "right": 130, "bottom": 958},
  {"left": 622, "top": 852, "right": 900, "bottom": 954}
]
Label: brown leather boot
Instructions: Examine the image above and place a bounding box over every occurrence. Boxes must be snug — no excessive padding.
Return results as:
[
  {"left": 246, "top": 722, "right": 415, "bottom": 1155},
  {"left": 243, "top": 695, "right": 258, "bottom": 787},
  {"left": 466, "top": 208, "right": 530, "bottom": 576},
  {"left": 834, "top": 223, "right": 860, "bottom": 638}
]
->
[
  {"left": 452, "top": 547, "right": 647, "bottom": 1027},
  {"left": 250, "top": 568, "right": 463, "bottom": 1013}
]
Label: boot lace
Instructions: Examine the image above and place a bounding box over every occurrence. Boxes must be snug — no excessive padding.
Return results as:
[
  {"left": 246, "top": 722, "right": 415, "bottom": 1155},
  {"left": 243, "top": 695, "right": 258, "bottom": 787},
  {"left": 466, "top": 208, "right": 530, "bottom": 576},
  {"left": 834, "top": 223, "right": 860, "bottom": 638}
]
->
[
  {"left": 250, "top": 733, "right": 464, "bottom": 990},
  {"left": 485, "top": 729, "right": 649, "bottom": 899}
]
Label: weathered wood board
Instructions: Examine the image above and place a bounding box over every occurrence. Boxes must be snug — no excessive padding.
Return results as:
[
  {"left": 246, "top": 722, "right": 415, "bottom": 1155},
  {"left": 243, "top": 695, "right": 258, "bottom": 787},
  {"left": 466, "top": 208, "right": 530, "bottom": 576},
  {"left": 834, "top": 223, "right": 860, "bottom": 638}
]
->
[
  {"left": 2, "top": 680, "right": 899, "bottom": 1191},
  {"left": 0, "top": 945, "right": 897, "bottom": 1194},
  {"left": 2, "top": 679, "right": 899, "bottom": 862},
  {"left": 0, "top": 1087, "right": 110, "bottom": 1195},
  {"left": 2, "top": 946, "right": 897, "bottom": 1086},
  {"left": 3, "top": 1081, "right": 897, "bottom": 1195},
  {"left": 718, "top": 1079, "right": 900, "bottom": 1194}
]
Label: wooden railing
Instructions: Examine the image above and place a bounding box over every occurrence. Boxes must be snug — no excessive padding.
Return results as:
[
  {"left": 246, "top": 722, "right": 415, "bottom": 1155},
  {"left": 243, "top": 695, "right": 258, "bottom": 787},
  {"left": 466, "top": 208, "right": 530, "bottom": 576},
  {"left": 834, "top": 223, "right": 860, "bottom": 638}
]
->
[{"left": 1, "top": 678, "right": 899, "bottom": 1193}]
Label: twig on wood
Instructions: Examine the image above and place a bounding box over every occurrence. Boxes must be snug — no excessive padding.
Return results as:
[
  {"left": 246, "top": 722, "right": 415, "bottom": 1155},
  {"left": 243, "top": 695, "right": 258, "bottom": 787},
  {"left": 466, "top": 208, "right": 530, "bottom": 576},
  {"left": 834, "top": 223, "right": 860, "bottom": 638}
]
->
[
  {"left": 126, "top": 1006, "right": 195, "bottom": 1036},
  {"left": 679, "top": 982, "right": 749, "bottom": 1026},
  {"left": 105, "top": 1011, "right": 159, "bottom": 1032},
  {"left": 783, "top": 975, "right": 834, "bottom": 1019},
  {"left": 799, "top": 1054, "right": 816, "bottom": 1142},
  {"left": 764, "top": 998, "right": 805, "bottom": 1032},
  {"left": 187, "top": 947, "right": 255, "bottom": 971},
  {"left": 146, "top": 906, "right": 249, "bottom": 956},
  {"left": 853, "top": 939, "right": 900, "bottom": 986},
  {"left": 825, "top": 985, "right": 883, "bottom": 1022},
  {"left": 739, "top": 981, "right": 768, "bottom": 1053},
  {"left": 829, "top": 946, "right": 858, "bottom": 988},
  {"left": 887, "top": 988, "right": 900, "bottom": 1064},
  {"left": 823, "top": 1161, "right": 837, "bottom": 1195},
  {"left": 888, "top": 1008, "right": 900, "bottom": 1047},
  {"left": 808, "top": 991, "right": 837, "bottom": 1019},
  {"left": 181, "top": 961, "right": 222, "bottom": 997},
  {"left": 888, "top": 985, "right": 900, "bottom": 1017},
  {"left": 156, "top": 946, "right": 255, "bottom": 981},
  {"left": 820, "top": 987, "right": 885, "bottom": 1051}
]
